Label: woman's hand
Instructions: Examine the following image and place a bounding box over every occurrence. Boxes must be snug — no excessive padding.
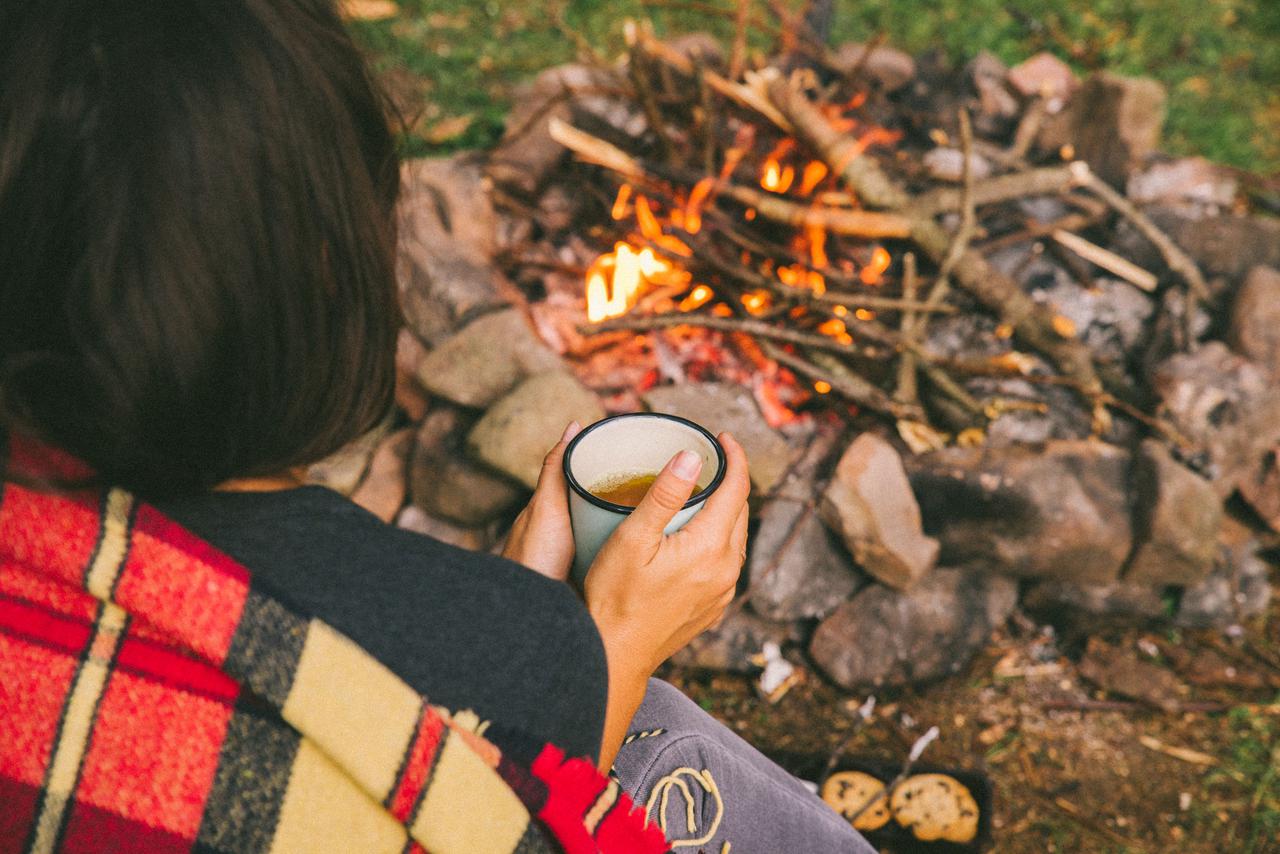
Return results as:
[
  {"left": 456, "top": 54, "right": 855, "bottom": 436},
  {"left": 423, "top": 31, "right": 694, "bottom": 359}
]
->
[
  {"left": 585, "top": 432, "right": 751, "bottom": 769},
  {"left": 501, "top": 421, "right": 581, "bottom": 582}
]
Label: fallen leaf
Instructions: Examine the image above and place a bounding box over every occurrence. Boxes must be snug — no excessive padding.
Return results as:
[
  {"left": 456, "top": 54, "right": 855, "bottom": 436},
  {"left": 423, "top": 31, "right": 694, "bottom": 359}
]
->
[
  {"left": 340, "top": 0, "right": 399, "bottom": 21},
  {"left": 422, "top": 113, "right": 475, "bottom": 144}
]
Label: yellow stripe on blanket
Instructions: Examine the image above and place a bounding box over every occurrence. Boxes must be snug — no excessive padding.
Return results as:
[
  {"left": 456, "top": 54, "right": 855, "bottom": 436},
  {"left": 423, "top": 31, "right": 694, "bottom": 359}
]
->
[
  {"left": 283, "top": 620, "right": 421, "bottom": 801},
  {"left": 270, "top": 740, "right": 407, "bottom": 854},
  {"left": 412, "top": 729, "right": 530, "bottom": 853}
]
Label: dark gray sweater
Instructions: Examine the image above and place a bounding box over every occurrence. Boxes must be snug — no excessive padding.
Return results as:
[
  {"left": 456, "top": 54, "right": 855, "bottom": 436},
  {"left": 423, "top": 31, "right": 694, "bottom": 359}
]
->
[{"left": 157, "top": 485, "right": 607, "bottom": 761}]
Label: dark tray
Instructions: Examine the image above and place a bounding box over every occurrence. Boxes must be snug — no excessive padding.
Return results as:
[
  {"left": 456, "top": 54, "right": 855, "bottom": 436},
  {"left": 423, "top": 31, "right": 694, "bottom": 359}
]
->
[{"left": 767, "top": 751, "right": 994, "bottom": 854}]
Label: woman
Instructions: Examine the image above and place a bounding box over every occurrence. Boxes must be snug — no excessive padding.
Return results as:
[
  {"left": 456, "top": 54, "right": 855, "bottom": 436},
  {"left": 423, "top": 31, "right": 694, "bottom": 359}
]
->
[{"left": 0, "top": 0, "right": 872, "bottom": 851}]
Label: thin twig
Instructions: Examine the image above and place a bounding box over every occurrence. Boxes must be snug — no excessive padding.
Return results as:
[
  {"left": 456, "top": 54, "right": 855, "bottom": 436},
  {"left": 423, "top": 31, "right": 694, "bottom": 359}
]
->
[
  {"left": 761, "top": 341, "right": 923, "bottom": 420},
  {"left": 912, "top": 164, "right": 1082, "bottom": 217},
  {"left": 730, "top": 0, "right": 750, "bottom": 79},
  {"left": 895, "top": 252, "right": 920, "bottom": 404},
  {"left": 817, "top": 696, "right": 877, "bottom": 788},
  {"left": 580, "top": 312, "right": 862, "bottom": 357}
]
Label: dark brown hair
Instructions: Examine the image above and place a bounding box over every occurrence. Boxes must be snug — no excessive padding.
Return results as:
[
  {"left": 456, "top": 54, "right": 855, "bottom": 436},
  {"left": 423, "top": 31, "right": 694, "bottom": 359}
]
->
[{"left": 0, "top": 0, "right": 402, "bottom": 496}]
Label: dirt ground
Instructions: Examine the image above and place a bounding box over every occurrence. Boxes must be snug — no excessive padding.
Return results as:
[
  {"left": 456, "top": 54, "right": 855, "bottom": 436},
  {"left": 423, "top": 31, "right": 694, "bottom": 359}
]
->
[{"left": 664, "top": 580, "right": 1280, "bottom": 853}]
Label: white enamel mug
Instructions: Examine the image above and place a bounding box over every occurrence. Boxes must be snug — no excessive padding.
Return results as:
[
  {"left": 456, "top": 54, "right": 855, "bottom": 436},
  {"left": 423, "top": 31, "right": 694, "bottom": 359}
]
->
[{"left": 563, "top": 413, "right": 727, "bottom": 587}]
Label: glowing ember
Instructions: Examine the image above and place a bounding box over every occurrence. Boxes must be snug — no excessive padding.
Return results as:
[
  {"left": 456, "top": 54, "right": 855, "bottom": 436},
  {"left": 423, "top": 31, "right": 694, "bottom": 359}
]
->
[
  {"left": 995, "top": 323, "right": 1014, "bottom": 339},
  {"left": 741, "top": 289, "right": 772, "bottom": 315},
  {"left": 817, "top": 318, "right": 853, "bottom": 345},
  {"left": 776, "top": 263, "right": 826, "bottom": 296},
  {"left": 832, "top": 304, "right": 849, "bottom": 317},
  {"left": 854, "top": 308, "right": 875, "bottom": 321},
  {"left": 814, "top": 380, "right": 832, "bottom": 394},
  {"left": 679, "top": 284, "right": 714, "bottom": 312},
  {"left": 860, "top": 247, "right": 892, "bottom": 285}
]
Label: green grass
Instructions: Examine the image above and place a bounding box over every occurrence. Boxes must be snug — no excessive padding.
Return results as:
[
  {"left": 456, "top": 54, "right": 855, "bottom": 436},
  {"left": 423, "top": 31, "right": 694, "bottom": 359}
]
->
[
  {"left": 1200, "top": 705, "right": 1280, "bottom": 852},
  {"left": 349, "top": 0, "right": 1280, "bottom": 173}
]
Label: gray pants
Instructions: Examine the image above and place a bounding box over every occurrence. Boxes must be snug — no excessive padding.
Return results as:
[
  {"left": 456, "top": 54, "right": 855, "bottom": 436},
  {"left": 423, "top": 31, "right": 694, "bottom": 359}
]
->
[{"left": 613, "top": 679, "right": 877, "bottom": 854}]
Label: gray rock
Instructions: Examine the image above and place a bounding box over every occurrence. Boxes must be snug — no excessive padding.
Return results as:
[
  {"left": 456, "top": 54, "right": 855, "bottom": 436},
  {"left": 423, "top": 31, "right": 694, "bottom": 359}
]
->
[
  {"left": 306, "top": 419, "right": 393, "bottom": 496},
  {"left": 1228, "top": 266, "right": 1280, "bottom": 377},
  {"left": 1125, "top": 439, "right": 1222, "bottom": 586},
  {"left": 670, "top": 608, "right": 800, "bottom": 673},
  {"left": 398, "top": 157, "right": 510, "bottom": 344},
  {"left": 410, "top": 409, "right": 525, "bottom": 526},
  {"left": 468, "top": 371, "right": 605, "bottom": 489},
  {"left": 809, "top": 569, "right": 1018, "bottom": 689},
  {"left": 748, "top": 431, "right": 862, "bottom": 621},
  {"left": 1127, "top": 157, "right": 1238, "bottom": 209},
  {"left": 908, "top": 440, "right": 1133, "bottom": 585},
  {"left": 486, "top": 65, "right": 578, "bottom": 194},
  {"left": 1071, "top": 73, "right": 1167, "bottom": 187},
  {"left": 923, "top": 147, "right": 992, "bottom": 183},
  {"left": 1113, "top": 208, "right": 1280, "bottom": 283},
  {"left": 819, "top": 434, "right": 939, "bottom": 590},
  {"left": 831, "top": 42, "right": 916, "bottom": 92},
  {"left": 643, "top": 383, "right": 794, "bottom": 494},
  {"left": 1033, "top": 275, "right": 1155, "bottom": 364},
  {"left": 967, "top": 52, "right": 1019, "bottom": 134},
  {"left": 416, "top": 308, "right": 561, "bottom": 408},
  {"left": 1006, "top": 51, "right": 1078, "bottom": 109},
  {"left": 1022, "top": 579, "right": 1167, "bottom": 620},
  {"left": 1176, "top": 517, "right": 1274, "bottom": 628},
  {"left": 1151, "top": 341, "right": 1280, "bottom": 496},
  {"left": 396, "top": 504, "right": 493, "bottom": 552}
]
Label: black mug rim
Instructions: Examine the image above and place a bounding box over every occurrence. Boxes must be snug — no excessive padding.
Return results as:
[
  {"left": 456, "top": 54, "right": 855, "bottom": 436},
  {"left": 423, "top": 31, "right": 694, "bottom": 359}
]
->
[{"left": 562, "top": 412, "right": 728, "bottom": 515}]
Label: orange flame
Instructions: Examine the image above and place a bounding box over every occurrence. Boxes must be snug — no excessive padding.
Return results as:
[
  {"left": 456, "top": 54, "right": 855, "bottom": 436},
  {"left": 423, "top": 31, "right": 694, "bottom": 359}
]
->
[
  {"left": 760, "top": 138, "right": 797, "bottom": 193},
  {"left": 814, "top": 380, "right": 832, "bottom": 394},
  {"left": 854, "top": 308, "right": 876, "bottom": 321},
  {"left": 806, "top": 223, "right": 828, "bottom": 269},
  {"left": 860, "top": 247, "right": 892, "bottom": 285},
  {"left": 683, "top": 177, "right": 716, "bottom": 235},
  {"left": 799, "top": 161, "right": 829, "bottom": 195},
  {"left": 611, "top": 184, "right": 633, "bottom": 220},
  {"left": 679, "top": 284, "right": 714, "bottom": 312},
  {"left": 585, "top": 242, "right": 680, "bottom": 323},
  {"left": 634, "top": 195, "right": 662, "bottom": 242}
]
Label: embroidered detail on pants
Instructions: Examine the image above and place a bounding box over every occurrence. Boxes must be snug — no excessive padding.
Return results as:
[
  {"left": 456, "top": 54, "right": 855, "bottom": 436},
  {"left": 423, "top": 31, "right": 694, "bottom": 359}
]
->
[{"left": 645, "top": 767, "right": 725, "bottom": 849}]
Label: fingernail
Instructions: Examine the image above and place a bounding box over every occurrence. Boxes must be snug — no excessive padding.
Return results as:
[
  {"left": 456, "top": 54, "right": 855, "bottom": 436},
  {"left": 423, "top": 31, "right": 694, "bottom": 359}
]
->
[
  {"left": 672, "top": 450, "right": 702, "bottom": 481},
  {"left": 561, "top": 421, "right": 581, "bottom": 442}
]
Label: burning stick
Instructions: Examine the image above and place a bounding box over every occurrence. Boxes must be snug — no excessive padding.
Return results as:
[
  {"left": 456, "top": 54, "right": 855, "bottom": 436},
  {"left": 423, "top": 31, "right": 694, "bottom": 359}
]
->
[
  {"left": 764, "top": 74, "right": 1109, "bottom": 417},
  {"left": 894, "top": 252, "right": 920, "bottom": 404},
  {"left": 761, "top": 341, "right": 922, "bottom": 420},
  {"left": 580, "top": 312, "right": 869, "bottom": 358},
  {"left": 547, "top": 118, "right": 914, "bottom": 239}
]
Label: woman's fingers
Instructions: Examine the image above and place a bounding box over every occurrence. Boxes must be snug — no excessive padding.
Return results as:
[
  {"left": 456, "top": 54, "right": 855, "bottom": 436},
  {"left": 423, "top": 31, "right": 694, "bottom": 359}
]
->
[
  {"left": 685, "top": 431, "right": 751, "bottom": 537},
  {"left": 532, "top": 420, "right": 580, "bottom": 505},
  {"left": 618, "top": 449, "right": 703, "bottom": 543}
]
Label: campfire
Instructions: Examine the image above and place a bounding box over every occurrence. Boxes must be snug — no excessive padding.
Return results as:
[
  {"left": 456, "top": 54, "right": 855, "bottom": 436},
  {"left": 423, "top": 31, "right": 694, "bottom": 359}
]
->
[{"left": 352, "top": 16, "right": 1278, "bottom": 696}]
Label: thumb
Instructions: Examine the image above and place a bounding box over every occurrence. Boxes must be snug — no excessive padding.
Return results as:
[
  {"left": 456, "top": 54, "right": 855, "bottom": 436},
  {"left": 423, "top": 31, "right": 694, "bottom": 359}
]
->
[{"left": 621, "top": 449, "right": 703, "bottom": 540}]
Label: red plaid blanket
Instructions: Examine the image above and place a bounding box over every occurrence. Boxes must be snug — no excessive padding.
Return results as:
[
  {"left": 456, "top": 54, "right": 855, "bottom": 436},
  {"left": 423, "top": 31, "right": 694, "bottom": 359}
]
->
[{"left": 0, "top": 438, "right": 668, "bottom": 853}]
